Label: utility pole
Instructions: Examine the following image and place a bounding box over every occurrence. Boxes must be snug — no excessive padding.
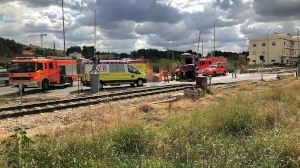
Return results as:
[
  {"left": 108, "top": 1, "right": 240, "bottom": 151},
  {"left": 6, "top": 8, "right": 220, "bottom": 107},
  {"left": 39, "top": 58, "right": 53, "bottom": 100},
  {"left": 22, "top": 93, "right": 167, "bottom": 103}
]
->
[
  {"left": 197, "top": 31, "right": 201, "bottom": 56},
  {"left": 53, "top": 41, "right": 56, "bottom": 52},
  {"left": 166, "top": 48, "right": 169, "bottom": 59},
  {"left": 213, "top": 20, "right": 220, "bottom": 57},
  {"left": 202, "top": 40, "right": 204, "bottom": 57},
  {"left": 28, "top": 33, "right": 47, "bottom": 56},
  {"left": 213, "top": 23, "right": 216, "bottom": 57},
  {"left": 297, "top": 29, "right": 299, "bottom": 58},
  {"left": 28, "top": 34, "right": 47, "bottom": 49},
  {"left": 40, "top": 34, "right": 44, "bottom": 49},
  {"left": 94, "top": 9, "right": 96, "bottom": 50},
  {"left": 62, "top": 0, "right": 66, "bottom": 57},
  {"left": 172, "top": 50, "right": 174, "bottom": 59},
  {"left": 54, "top": 41, "right": 58, "bottom": 59},
  {"left": 297, "top": 29, "right": 300, "bottom": 77},
  {"left": 267, "top": 29, "right": 269, "bottom": 64},
  {"left": 90, "top": 9, "right": 99, "bottom": 94}
]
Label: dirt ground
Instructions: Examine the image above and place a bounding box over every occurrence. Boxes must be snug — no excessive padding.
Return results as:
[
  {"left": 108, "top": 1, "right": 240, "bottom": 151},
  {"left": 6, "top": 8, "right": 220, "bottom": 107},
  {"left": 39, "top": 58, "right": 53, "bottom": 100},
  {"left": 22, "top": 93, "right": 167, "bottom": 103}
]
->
[{"left": 0, "top": 78, "right": 298, "bottom": 140}]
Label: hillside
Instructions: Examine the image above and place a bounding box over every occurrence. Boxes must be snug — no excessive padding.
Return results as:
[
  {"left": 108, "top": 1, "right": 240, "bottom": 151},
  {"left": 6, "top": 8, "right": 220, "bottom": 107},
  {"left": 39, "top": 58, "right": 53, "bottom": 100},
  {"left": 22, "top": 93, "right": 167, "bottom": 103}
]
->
[
  {"left": 0, "top": 37, "right": 24, "bottom": 67},
  {"left": 0, "top": 37, "right": 23, "bottom": 58}
]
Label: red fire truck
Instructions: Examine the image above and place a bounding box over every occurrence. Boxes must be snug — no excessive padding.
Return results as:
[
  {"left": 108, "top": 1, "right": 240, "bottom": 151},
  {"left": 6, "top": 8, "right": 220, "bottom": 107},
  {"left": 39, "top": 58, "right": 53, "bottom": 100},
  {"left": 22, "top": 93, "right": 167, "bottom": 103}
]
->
[
  {"left": 196, "top": 57, "right": 228, "bottom": 74},
  {"left": 201, "top": 63, "right": 228, "bottom": 76},
  {"left": 8, "top": 57, "right": 77, "bottom": 91},
  {"left": 177, "top": 53, "right": 228, "bottom": 80}
]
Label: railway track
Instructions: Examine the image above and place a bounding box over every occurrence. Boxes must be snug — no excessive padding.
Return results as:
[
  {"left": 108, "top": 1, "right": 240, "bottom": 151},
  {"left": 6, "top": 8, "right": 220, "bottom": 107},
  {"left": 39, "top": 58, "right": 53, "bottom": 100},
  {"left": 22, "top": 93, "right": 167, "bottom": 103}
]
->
[{"left": 0, "top": 84, "right": 192, "bottom": 119}]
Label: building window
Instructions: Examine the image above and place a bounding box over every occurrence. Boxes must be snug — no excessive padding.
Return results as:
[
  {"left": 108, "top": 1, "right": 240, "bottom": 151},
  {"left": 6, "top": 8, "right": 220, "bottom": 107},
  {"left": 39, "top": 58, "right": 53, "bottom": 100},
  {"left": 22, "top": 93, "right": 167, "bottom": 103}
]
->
[
  {"left": 262, "top": 43, "right": 266, "bottom": 47},
  {"left": 272, "top": 42, "right": 276, "bottom": 46},
  {"left": 252, "top": 60, "right": 256, "bottom": 63},
  {"left": 253, "top": 43, "right": 256, "bottom": 47},
  {"left": 284, "top": 41, "right": 286, "bottom": 46},
  {"left": 271, "top": 60, "right": 275, "bottom": 62}
]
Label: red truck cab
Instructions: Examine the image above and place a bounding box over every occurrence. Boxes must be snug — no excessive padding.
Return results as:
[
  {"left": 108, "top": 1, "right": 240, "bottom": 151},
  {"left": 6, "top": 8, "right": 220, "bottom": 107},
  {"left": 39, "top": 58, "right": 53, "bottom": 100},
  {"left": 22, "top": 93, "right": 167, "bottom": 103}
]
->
[{"left": 202, "top": 64, "right": 228, "bottom": 77}]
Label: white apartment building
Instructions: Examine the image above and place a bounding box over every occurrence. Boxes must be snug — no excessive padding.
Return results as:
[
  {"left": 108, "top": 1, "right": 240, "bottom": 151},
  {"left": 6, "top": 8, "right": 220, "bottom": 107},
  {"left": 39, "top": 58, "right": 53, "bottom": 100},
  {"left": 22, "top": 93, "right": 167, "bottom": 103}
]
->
[{"left": 248, "top": 33, "right": 300, "bottom": 65}]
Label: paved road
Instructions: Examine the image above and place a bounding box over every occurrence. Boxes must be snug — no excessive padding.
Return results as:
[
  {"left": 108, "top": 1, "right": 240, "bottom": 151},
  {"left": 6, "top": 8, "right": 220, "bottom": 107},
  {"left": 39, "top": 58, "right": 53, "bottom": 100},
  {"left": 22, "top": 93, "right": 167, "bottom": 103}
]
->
[{"left": 0, "top": 73, "right": 291, "bottom": 99}]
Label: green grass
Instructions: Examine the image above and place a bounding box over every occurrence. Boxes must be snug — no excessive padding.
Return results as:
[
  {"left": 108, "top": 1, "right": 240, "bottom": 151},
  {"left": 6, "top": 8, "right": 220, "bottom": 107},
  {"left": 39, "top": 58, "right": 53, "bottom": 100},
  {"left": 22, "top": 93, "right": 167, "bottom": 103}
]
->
[{"left": 1, "top": 81, "right": 300, "bottom": 167}]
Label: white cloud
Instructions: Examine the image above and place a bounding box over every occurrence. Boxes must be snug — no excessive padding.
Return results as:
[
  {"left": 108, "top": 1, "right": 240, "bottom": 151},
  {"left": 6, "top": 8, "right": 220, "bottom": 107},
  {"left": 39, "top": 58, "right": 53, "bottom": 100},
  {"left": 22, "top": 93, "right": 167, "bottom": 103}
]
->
[{"left": 0, "top": 0, "right": 299, "bottom": 54}]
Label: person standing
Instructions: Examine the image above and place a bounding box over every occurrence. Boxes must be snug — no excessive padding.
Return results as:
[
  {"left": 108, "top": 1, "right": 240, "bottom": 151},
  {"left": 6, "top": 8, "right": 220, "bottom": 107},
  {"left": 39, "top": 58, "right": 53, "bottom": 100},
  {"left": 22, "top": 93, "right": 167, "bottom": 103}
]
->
[{"left": 231, "top": 63, "right": 238, "bottom": 78}]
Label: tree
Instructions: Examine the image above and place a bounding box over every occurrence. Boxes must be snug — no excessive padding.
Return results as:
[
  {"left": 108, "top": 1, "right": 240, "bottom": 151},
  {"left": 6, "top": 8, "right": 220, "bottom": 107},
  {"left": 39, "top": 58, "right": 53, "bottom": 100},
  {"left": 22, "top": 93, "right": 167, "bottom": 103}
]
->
[
  {"left": 0, "top": 37, "right": 23, "bottom": 58},
  {"left": 66, "top": 46, "right": 82, "bottom": 56},
  {"left": 82, "top": 46, "right": 95, "bottom": 59},
  {"left": 119, "top": 53, "right": 129, "bottom": 59}
]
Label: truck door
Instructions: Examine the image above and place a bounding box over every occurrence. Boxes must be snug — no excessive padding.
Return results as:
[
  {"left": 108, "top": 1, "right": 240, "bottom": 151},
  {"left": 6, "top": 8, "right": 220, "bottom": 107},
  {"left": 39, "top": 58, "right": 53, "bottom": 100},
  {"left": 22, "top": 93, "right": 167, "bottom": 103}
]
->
[
  {"left": 48, "top": 62, "right": 58, "bottom": 84},
  {"left": 59, "top": 65, "right": 66, "bottom": 84},
  {"left": 127, "top": 64, "right": 140, "bottom": 81}
]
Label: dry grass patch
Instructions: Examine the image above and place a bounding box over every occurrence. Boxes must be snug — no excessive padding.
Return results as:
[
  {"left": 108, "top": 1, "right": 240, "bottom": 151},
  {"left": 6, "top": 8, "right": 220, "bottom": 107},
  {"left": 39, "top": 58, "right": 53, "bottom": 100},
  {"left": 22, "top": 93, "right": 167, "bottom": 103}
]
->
[
  {"left": 1, "top": 79, "right": 300, "bottom": 167},
  {"left": 239, "top": 83, "right": 255, "bottom": 91}
]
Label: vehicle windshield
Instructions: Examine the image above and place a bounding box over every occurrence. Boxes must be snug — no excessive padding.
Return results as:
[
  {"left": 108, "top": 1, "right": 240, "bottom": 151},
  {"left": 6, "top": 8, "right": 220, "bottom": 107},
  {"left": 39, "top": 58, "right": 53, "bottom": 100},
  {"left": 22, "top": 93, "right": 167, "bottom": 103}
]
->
[
  {"left": 208, "top": 65, "right": 217, "bottom": 69},
  {"left": 128, "top": 65, "right": 140, "bottom": 74},
  {"left": 8, "top": 62, "right": 36, "bottom": 73}
]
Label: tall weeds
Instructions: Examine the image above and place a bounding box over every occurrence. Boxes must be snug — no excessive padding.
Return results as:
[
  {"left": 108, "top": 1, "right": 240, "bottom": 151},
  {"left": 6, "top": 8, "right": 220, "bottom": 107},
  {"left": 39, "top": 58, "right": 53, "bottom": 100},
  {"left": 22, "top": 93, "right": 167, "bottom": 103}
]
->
[{"left": 1, "top": 81, "right": 300, "bottom": 167}]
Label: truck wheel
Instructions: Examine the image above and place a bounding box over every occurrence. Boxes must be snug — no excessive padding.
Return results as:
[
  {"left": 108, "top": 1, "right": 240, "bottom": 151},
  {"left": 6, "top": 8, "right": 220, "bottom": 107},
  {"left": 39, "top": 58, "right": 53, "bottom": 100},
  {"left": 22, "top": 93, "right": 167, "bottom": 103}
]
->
[
  {"left": 42, "top": 79, "right": 50, "bottom": 91},
  {"left": 223, "top": 71, "right": 227, "bottom": 76},
  {"left": 137, "top": 79, "right": 144, "bottom": 87},
  {"left": 69, "top": 78, "right": 74, "bottom": 87},
  {"left": 213, "top": 72, "right": 217, "bottom": 77}
]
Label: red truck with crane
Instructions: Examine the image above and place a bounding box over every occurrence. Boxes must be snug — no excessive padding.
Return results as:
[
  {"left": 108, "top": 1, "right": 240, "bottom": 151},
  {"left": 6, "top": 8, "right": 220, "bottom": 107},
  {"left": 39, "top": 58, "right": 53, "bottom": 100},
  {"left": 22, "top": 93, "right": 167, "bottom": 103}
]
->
[{"left": 168, "top": 53, "right": 228, "bottom": 81}]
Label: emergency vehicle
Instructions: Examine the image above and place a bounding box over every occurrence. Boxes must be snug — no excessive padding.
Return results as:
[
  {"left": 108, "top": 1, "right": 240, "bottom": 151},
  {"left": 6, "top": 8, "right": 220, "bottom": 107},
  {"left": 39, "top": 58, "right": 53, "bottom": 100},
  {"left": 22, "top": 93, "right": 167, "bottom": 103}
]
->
[
  {"left": 81, "top": 59, "right": 147, "bottom": 89},
  {"left": 196, "top": 57, "right": 228, "bottom": 74},
  {"left": 201, "top": 63, "right": 228, "bottom": 76},
  {"left": 8, "top": 57, "right": 77, "bottom": 91},
  {"left": 174, "top": 53, "right": 228, "bottom": 80}
]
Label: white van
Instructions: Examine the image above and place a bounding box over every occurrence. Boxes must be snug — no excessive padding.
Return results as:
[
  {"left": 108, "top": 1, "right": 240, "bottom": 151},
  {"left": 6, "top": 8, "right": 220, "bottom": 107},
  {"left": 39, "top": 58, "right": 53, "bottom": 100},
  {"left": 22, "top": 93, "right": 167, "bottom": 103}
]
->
[{"left": 81, "top": 59, "right": 147, "bottom": 89}]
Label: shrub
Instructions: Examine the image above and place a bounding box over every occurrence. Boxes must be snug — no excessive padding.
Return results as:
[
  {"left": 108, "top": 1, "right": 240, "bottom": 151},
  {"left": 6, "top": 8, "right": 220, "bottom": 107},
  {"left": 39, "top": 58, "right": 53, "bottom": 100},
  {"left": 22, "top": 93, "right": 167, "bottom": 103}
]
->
[
  {"left": 163, "top": 124, "right": 191, "bottom": 164},
  {"left": 111, "top": 124, "right": 154, "bottom": 157},
  {"left": 139, "top": 104, "right": 154, "bottom": 113},
  {"left": 218, "top": 107, "right": 254, "bottom": 136}
]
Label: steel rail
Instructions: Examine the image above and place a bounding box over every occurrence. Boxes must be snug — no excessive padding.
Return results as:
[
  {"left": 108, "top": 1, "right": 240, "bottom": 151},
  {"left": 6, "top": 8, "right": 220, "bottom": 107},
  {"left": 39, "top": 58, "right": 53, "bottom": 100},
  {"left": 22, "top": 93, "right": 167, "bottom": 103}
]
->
[{"left": 0, "top": 84, "right": 192, "bottom": 119}]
